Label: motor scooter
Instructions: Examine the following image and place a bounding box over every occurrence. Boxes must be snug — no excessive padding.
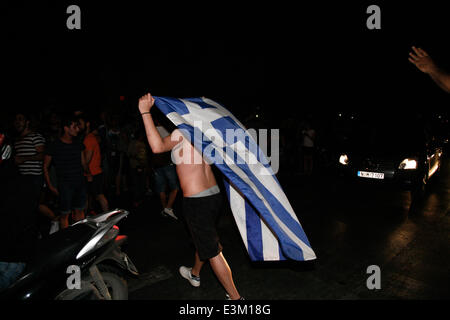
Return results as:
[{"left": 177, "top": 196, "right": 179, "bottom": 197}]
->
[{"left": 0, "top": 209, "right": 138, "bottom": 300}]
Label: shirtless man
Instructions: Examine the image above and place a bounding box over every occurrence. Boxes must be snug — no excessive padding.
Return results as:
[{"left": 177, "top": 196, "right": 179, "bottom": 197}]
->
[{"left": 138, "top": 93, "right": 242, "bottom": 300}]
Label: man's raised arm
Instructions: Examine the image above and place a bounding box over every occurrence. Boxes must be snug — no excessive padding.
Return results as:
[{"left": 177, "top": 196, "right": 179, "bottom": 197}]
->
[
  {"left": 138, "top": 93, "right": 182, "bottom": 153},
  {"left": 409, "top": 46, "right": 450, "bottom": 93}
]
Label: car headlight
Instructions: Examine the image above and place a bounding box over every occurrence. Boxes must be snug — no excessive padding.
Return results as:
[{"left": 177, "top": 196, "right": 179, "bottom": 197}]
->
[
  {"left": 398, "top": 158, "right": 417, "bottom": 170},
  {"left": 339, "top": 154, "right": 349, "bottom": 165}
]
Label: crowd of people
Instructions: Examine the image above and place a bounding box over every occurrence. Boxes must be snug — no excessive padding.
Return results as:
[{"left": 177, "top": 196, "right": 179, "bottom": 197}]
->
[
  {"left": 0, "top": 98, "right": 322, "bottom": 294},
  {"left": 3, "top": 106, "right": 181, "bottom": 237},
  {"left": 0, "top": 44, "right": 447, "bottom": 296}
]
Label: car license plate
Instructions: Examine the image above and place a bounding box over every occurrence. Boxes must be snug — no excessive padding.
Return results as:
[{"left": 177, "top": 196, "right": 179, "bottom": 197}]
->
[{"left": 357, "top": 171, "right": 384, "bottom": 179}]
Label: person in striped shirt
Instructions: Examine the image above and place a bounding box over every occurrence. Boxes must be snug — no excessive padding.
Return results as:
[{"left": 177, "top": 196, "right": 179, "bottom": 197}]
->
[{"left": 13, "top": 113, "right": 46, "bottom": 212}]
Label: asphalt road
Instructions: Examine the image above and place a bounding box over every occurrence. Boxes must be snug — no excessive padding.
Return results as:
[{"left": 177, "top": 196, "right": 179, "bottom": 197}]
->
[{"left": 112, "top": 158, "right": 450, "bottom": 300}]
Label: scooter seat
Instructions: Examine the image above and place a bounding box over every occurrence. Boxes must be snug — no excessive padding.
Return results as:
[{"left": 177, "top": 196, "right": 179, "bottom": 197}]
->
[{"left": 29, "top": 223, "right": 95, "bottom": 273}]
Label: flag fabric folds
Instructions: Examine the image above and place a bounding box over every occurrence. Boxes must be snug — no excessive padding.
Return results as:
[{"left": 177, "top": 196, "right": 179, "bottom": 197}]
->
[{"left": 154, "top": 96, "right": 316, "bottom": 261}]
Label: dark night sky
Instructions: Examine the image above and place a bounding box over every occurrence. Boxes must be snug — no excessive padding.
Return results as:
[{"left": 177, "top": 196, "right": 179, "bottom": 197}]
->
[{"left": 2, "top": 2, "right": 449, "bottom": 124}]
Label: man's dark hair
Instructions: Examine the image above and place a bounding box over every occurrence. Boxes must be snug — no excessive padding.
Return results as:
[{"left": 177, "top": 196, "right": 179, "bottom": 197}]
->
[
  {"left": 89, "top": 118, "right": 100, "bottom": 131},
  {"left": 60, "top": 113, "right": 78, "bottom": 130},
  {"left": 76, "top": 113, "right": 99, "bottom": 131},
  {"left": 152, "top": 109, "right": 176, "bottom": 132},
  {"left": 14, "top": 112, "right": 31, "bottom": 123},
  {"left": 14, "top": 112, "right": 38, "bottom": 132}
]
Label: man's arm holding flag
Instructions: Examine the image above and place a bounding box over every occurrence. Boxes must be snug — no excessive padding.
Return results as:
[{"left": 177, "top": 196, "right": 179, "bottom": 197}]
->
[{"left": 138, "top": 93, "right": 182, "bottom": 153}]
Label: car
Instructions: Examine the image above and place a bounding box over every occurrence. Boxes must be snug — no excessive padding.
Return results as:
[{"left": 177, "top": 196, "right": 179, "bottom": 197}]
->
[{"left": 334, "top": 115, "right": 443, "bottom": 199}]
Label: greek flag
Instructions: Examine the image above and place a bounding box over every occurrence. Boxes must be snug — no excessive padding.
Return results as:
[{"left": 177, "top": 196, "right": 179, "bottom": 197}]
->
[{"left": 154, "top": 96, "right": 316, "bottom": 261}]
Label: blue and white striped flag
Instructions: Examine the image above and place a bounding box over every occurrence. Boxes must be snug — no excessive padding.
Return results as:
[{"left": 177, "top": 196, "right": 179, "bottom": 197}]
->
[{"left": 154, "top": 96, "right": 316, "bottom": 261}]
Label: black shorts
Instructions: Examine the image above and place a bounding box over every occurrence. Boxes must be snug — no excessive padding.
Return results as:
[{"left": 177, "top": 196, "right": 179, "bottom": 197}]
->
[
  {"left": 182, "top": 193, "right": 223, "bottom": 261},
  {"left": 87, "top": 173, "right": 104, "bottom": 196},
  {"left": 302, "top": 146, "right": 315, "bottom": 156},
  {"left": 58, "top": 180, "right": 87, "bottom": 214}
]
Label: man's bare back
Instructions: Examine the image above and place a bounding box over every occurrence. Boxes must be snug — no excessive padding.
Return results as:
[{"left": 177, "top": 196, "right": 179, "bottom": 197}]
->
[{"left": 170, "top": 130, "right": 217, "bottom": 197}]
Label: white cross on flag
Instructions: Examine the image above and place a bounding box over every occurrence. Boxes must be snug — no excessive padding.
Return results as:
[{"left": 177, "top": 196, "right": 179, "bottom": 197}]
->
[{"left": 154, "top": 96, "right": 316, "bottom": 261}]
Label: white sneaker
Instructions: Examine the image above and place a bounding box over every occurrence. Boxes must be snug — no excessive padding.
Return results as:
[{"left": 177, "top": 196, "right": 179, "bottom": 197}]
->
[
  {"left": 225, "top": 293, "right": 245, "bottom": 300},
  {"left": 179, "top": 266, "right": 200, "bottom": 287},
  {"left": 163, "top": 208, "right": 178, "bottom": 220},
  {"left": 49, "top": 220, "right": 59, "bottom": 235}
]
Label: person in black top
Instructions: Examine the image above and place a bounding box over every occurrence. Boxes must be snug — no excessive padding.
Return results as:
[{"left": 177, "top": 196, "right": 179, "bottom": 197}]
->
[
  {"left": 43, "top": 115, "right": 90, "bottom": 229},
  {"left": 0, "top": 128, "right": 32, "bottom": 290}
]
